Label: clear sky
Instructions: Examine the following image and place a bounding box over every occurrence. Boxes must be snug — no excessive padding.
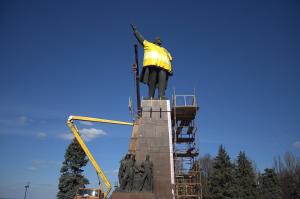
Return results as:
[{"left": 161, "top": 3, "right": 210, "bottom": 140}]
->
[{"left": 0, "top": 0, "right": 299, "bottom": 199}]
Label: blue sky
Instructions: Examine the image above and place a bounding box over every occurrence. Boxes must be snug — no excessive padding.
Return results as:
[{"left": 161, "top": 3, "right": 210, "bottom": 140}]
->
[{"left": 0, "top": 0, "right": 300, "bottom": 198}]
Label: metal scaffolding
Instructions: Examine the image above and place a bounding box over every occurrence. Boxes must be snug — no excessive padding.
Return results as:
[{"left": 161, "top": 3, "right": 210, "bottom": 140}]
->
[{"left": 172, "top": 93, "right": 202, "bottom": 199}]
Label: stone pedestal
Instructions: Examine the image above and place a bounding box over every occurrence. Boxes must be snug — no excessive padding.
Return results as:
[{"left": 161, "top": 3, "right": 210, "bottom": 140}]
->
[{"left": 113, "top": 100, "right": 175, "bottom": 199}]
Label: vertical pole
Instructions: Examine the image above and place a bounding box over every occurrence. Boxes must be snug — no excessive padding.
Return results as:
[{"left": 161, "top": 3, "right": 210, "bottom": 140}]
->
[
  {"left": 134, "top": 44, "right": 141, "bottom": 117},
  {"left": 24, "top": 183, "right": 29, "bottom": 199}
]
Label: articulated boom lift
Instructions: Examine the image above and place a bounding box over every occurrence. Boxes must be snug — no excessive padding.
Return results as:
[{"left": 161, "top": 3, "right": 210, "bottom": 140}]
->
[{"left": 67, "top": 115, "right": 133, "bottom": 199}]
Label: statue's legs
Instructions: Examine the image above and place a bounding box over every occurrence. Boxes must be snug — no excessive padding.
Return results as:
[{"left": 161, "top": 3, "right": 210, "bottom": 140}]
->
[
  {"left": 148, "top": 68, "right": 158, "bottom": 99},
  {"left": 158, "top": 70, "right": 168, "bottom": 99},
  {"left": 139, "top": 174, "right": 146, "bottom": 191},
  {"left": 147, "top": 68, "right": 168, "bottom": 99},
  {"left": 120, "top": 175, "right": 127, "bottom": 191},
  {"left": 128, "top": 168, "right": 135, "bottom": 191},
  {"left": 120, "top": 171, "right": 131, "bottom": 191}
]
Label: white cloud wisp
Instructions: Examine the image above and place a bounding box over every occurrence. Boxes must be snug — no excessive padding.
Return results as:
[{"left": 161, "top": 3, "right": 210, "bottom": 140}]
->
[
  {"left": 79, "top": 121, "right": 94, "bottom": 126},
  {"left": 36, "top": 132, "right": 47, "bottom": 138},
  {"left": 293, "top": 141, "right": 300, "bottom": 149},
  {"left": 60, "top": 128, "right": 107, "bottom": 142}
]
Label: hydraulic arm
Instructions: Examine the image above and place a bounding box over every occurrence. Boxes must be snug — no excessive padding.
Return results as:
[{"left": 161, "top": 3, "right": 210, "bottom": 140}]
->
[{"left": 67, "top": 115, "right": 133, "bottom": 198}]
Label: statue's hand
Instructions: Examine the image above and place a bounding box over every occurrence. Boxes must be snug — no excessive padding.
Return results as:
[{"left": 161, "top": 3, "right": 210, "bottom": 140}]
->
[{"left": 131, "top": 24, "right": 137, "bottom": 31}]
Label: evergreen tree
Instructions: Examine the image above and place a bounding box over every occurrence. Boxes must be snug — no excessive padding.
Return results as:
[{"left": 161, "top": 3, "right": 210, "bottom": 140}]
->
[
  {"left": 235, "top": 151, "right": 258, "bottom": 199},
  {"left": 259, "top": 168, "right": 282, "bottom": 199},
  {"left": 209, "top": 145, "right": 236, "bottom": 199},
  {"left": 57, "top": 138, "right": 89, "bottom": 199}
]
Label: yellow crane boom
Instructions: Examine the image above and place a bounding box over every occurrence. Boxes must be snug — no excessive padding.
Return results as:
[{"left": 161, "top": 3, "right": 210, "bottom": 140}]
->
[{"left": 67, "top": 115, "right": 134, "bottom": 198}]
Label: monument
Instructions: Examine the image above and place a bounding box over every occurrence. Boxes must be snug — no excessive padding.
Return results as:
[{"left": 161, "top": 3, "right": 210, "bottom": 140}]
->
[{"left": 112, "top": 25, "right": 201, "bottom": 199}]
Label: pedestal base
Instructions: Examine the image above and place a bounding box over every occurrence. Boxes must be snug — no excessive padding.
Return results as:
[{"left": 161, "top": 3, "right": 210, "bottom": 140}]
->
[{"left": 126, "top": 100, "right": 175, "bottom": 199}]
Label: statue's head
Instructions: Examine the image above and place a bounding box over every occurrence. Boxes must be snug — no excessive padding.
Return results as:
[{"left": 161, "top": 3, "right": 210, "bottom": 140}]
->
[{"left": 153, "top": 37, "right": 162, "bottom": 46}]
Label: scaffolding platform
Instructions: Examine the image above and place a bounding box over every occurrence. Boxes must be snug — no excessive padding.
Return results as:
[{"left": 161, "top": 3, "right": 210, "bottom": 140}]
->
[
  {"left": 172, "top": 93, "right": 202, "bottom": 199},
  {"left": 174, "top": 137, "right": 195, "bottom": 143},
  {"left": 174, "top": 151, "right": 199, "bottom": 158},
  {"left": 172, "top": 106, "right": 198, "bottom": 121}
]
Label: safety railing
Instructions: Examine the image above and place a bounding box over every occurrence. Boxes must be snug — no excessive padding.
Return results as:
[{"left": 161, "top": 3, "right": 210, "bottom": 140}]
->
[{"left": 173, "top": 95, "right": 197, "bottom": 107}]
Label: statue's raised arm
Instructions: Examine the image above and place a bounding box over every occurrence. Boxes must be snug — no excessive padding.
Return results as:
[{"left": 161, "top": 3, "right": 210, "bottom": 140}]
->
[{"left": 131, "top": 24, "right": 145, "bottom": 46}]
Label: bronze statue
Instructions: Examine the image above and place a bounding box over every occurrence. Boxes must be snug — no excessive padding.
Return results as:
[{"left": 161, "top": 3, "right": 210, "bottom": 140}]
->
[
  {"left": 127, "top": 154, "right": 136, "bottom": 191},
  {"left": 131, "top": 24, "right": 173, "bottom": 100},
  {"left": 119, "top": 154, "right": 136, "bottom": 191},
  {"left": 117, "top": 154, "right": 154, "bottom": 192},
  {"left": 139, "top": 154, "right": 153, "bottom": 191},
  {"left": 118, "top": 154, "right": 129, "bottom": 189}
]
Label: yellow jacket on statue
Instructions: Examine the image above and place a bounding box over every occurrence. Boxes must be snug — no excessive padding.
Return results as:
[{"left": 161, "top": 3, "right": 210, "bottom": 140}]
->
[{"left": 143, "top": 40, "right": 173, "bottom": 74}]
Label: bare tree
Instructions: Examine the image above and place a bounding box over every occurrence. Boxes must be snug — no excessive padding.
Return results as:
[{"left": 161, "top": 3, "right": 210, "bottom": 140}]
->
[
  {"left": 273, "top": 152, "right": 300, "bottom": 199},
  {"left": 199, "top": 154, "right": 213, "bottom": 199}
]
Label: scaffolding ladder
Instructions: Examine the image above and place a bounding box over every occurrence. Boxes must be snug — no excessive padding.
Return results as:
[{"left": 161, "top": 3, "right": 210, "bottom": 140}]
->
[{"left": 172, "top": 93, "right": 202, "bottom": 199}]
